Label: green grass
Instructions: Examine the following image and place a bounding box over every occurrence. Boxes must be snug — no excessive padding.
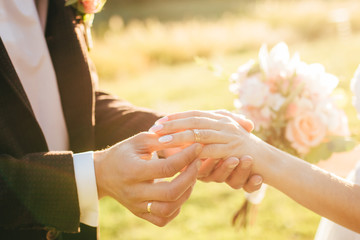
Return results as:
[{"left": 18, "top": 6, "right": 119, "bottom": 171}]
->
[
  {"left": 99, "top": 184, "right": 320, "bottom": 240},
  {"left": 91, "top": 0, "right": 360, "bottom": 239}
]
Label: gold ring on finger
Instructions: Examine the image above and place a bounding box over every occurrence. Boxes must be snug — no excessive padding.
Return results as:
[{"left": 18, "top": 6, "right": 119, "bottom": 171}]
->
[
  {"left": 193, "top": 129, "right": 201, "bottom": 143},
  {"left": 147, "top": 202, "right": 152, "bottom": 214}
]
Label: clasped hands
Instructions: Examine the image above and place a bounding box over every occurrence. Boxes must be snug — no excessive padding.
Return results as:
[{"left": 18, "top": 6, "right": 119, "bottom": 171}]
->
[{"left": 93, "top": 110, "right": 262, "bottom": 226}]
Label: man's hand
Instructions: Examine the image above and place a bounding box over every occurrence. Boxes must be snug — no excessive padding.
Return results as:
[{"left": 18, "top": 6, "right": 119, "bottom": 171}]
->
[{"left": 94, "top": 132, "right": 202, "bottom": 226}]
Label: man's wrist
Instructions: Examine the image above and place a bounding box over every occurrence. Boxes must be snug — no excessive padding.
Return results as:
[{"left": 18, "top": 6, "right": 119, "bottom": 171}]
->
[{"left": 93, "top": 149, "right": 107, "bottom": 199}]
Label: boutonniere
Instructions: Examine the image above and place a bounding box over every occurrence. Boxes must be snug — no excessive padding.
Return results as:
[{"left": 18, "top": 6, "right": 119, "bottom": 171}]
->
[{"left": 65, "top": 0, "right": 106, "bottom": 50}]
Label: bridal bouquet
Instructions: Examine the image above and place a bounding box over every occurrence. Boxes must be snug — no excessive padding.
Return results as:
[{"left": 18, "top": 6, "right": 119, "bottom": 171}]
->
[
  {"left": 229, "top": 42, "right": 355, "bottom": 228},
  {"left": 229, "top": 42, "right": 354, "bottom": 162}
]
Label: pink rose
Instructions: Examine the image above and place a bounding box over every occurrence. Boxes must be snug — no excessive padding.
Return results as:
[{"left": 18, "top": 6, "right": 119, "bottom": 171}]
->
[
  {"left": 285, "top": 112, "right": 327, "bottom": 154},
  {"left": 80, "top": 0, "right": 103, "bottom": 14},
  {"left": 285, "top": 103, "right": 298, "bottom": 119},
  {"left": 285, "top": 97, "right": 313, "bottom": 119}
]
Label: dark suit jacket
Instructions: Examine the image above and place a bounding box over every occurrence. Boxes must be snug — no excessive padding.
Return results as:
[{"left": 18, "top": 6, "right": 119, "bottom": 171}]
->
[{"left": 0, "top": 0, "right": 161, "bottom": 239}]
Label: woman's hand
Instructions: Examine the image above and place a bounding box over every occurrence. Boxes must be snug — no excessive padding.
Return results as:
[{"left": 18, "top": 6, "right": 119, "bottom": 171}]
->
[
  {"left": 151, "top": 111, "right": 360, "bottom": 233},
  {"left": 151, "top": 110, "right": 263, "bottom": 192}
]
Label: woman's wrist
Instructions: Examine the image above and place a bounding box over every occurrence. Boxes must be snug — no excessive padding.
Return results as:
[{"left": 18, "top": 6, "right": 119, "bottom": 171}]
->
[{"left": 245, "top": 133, "right": 287, "bottom": 186}]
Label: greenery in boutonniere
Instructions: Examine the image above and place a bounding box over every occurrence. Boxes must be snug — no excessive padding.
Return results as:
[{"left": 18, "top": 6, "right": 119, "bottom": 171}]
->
[{"left": 65, "top": 0, "right": 106, "bottom": 49}]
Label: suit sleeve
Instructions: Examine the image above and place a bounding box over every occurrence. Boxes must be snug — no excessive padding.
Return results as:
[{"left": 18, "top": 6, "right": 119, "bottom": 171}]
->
[
  {"left": 94, "top": 91, "right": 163, "bottom": 149},
  {"left": 0, "top": 151, "right": 80, "bottom": 233}
]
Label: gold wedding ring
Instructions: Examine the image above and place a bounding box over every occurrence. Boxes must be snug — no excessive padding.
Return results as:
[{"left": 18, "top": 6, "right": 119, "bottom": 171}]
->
[
  {"left": 147, "top": 202, "right": 152, "bottom": 214},
  {"left": 193, "top": 129, "right": 201, "bottom": 143}
]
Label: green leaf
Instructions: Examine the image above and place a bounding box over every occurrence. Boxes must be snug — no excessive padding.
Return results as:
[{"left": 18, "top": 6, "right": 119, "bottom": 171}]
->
[
  {"left": 277, "top": 82, "right": 304, "bottom": 116},
  {"left": 65, "top": 0, "right": 78, "bottom": 6},
  {"left": 304, "top": 143, "right": 332, "bottom": 163},
  {"left": 305, "top": 137, "right": 357, "bottom": 163},
  {"left": 83, "top": 13, "right": 95, "bottom": 26},
  {"left": 327, "top": 136, "right": 357, "bottom": 153}
]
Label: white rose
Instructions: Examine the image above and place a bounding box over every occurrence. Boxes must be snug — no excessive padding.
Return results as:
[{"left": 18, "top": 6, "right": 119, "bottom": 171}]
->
[
  {"left": 296, "top": 62, "right": 338, "bottom": 98},
  {"left": 319, "top": 102, "right": 350, "bottom": 136},
  {"left": 259, "top": 42, "right": 298, "bottom": 81},
  {"left": 268, "top": 93, "right": 286, "bottom": 111},
  {"left": 238, "top": 75, "right": 270, "bottom": 107},
  {"left": 229, "top": 60, "right": 255, "bottom": 94}
]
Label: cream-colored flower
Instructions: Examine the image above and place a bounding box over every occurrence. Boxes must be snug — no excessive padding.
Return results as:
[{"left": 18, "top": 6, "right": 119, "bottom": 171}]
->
[
  {"left": 350, "top": 64, "right": 360, "bottom": 116},
  {"left": 259, "top": 42, "right": 299, "bottom": 81},
  {"left": 267, "top": 93, "right": 286, "bottom": 111},
  {"left": 318, "top": 101, "right": 350, "bottom": 136},
  {"left": 296, "top": 62, "right": 339, "bottom": 98},
  {"left": 229, "top": 60, "right": 255, "bottom": 94},
  {"left": 238, "top": 75, "right": 270, "bottom": 108}
]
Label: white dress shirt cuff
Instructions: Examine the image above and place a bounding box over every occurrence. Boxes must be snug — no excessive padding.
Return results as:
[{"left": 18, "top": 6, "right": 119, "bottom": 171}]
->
[{"left": 73, "top": 151, "right": 99, "bottom": 227}]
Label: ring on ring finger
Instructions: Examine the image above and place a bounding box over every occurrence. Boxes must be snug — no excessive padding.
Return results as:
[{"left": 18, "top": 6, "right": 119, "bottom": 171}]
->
[
  {"left": 193, "top": 129, "right": 201, "bottom": 143},
  {"left": 147, "top": 202, "right": 152, "bottom": 214}
]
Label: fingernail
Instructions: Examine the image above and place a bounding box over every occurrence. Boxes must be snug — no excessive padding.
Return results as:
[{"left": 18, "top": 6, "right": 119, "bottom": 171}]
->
[
  {"left": 228, "top": 162, "right": 239, "bottom": 169},
  {"left": 158, "top": 135, "right": 173, "bottom": 143},
  {"left": 156, "top": 116, "right": 168, "bottom": 124},
  {"left": 196, "top": 160, "right": 202, "bottom": 170},
  {"left": 241, "top": 160, "right": 252, "bottom": 169},
  {"left": 254, "top": 176, "right": 262, "bottom": 185},
  {"left": 149, "top": 124, "right": 163, "bottom": 133}
]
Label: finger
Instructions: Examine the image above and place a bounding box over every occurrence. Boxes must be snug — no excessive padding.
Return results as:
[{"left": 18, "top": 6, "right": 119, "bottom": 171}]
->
[
  {"left": 200, "top": 143, "right": 233, "bottom": 159},
  {"left": 197, "top": 158, "right": 221, "bottom": 179},
  {"left": 226, "top": 155, "right": 253, "bottom": 189},
  {"left": 158, "top": 147, "right": 183, "bottom": 158},
  {"left": 199, "top": 157, "right": 239, "bottom": 183},
  {"left": 155, "top": 110, "right": 253, "bottom": 133},
  {"left": 157, "top": 110, "right": 231, "bottom": 124},
  {"left": 130, "top": 132, "right": 166, "bottom": 153},
  {"left": 212, "top": 110, "right": 254, "bottom": 132},
  {"left": 139, "top": 159, "right": 200, "bottom": 201},
  {"left": 138, "top": 208, "right": 181, "bottom": 227},
  {"left": 141, "top": 143, "right": 202, "bottom": 180},
  {"left": 130, "top": 132, "right": 187, "bottom": 154},
  {"left": 243, "top": 175, "right": 263, "bottom": 193},
  {"left": 140, "top": 185, "right": 194, "bottom": 218},
  {"left": 159, "top": 117, "right": 228, "bottom": 135},
  {"left": 157, "top": 129, "right": 235, "bottom": 148}
]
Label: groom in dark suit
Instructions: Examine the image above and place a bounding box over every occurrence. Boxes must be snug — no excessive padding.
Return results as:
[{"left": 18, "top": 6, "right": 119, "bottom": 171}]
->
[{"left": 0, "top": 0, "right": 261, "bottom": 239}]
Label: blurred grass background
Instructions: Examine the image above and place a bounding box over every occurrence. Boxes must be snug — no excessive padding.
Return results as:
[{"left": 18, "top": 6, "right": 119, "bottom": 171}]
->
[{"left": 90, "top": 0, "right": 360, "bottom": 239}]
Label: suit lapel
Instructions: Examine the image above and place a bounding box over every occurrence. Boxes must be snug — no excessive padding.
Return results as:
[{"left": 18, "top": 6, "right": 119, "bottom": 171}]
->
[
  {"left": 45, "top": 0, "right": 94, "bottom": 152},
  {"left": 0, "top": 38, "right": 48, "bottom": 154},
  {"left": 0, "top": 0, "right": 94, "bottom": 153},
  {"left": 0, "top": 38, "right": 34, "bottom": 115}
]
